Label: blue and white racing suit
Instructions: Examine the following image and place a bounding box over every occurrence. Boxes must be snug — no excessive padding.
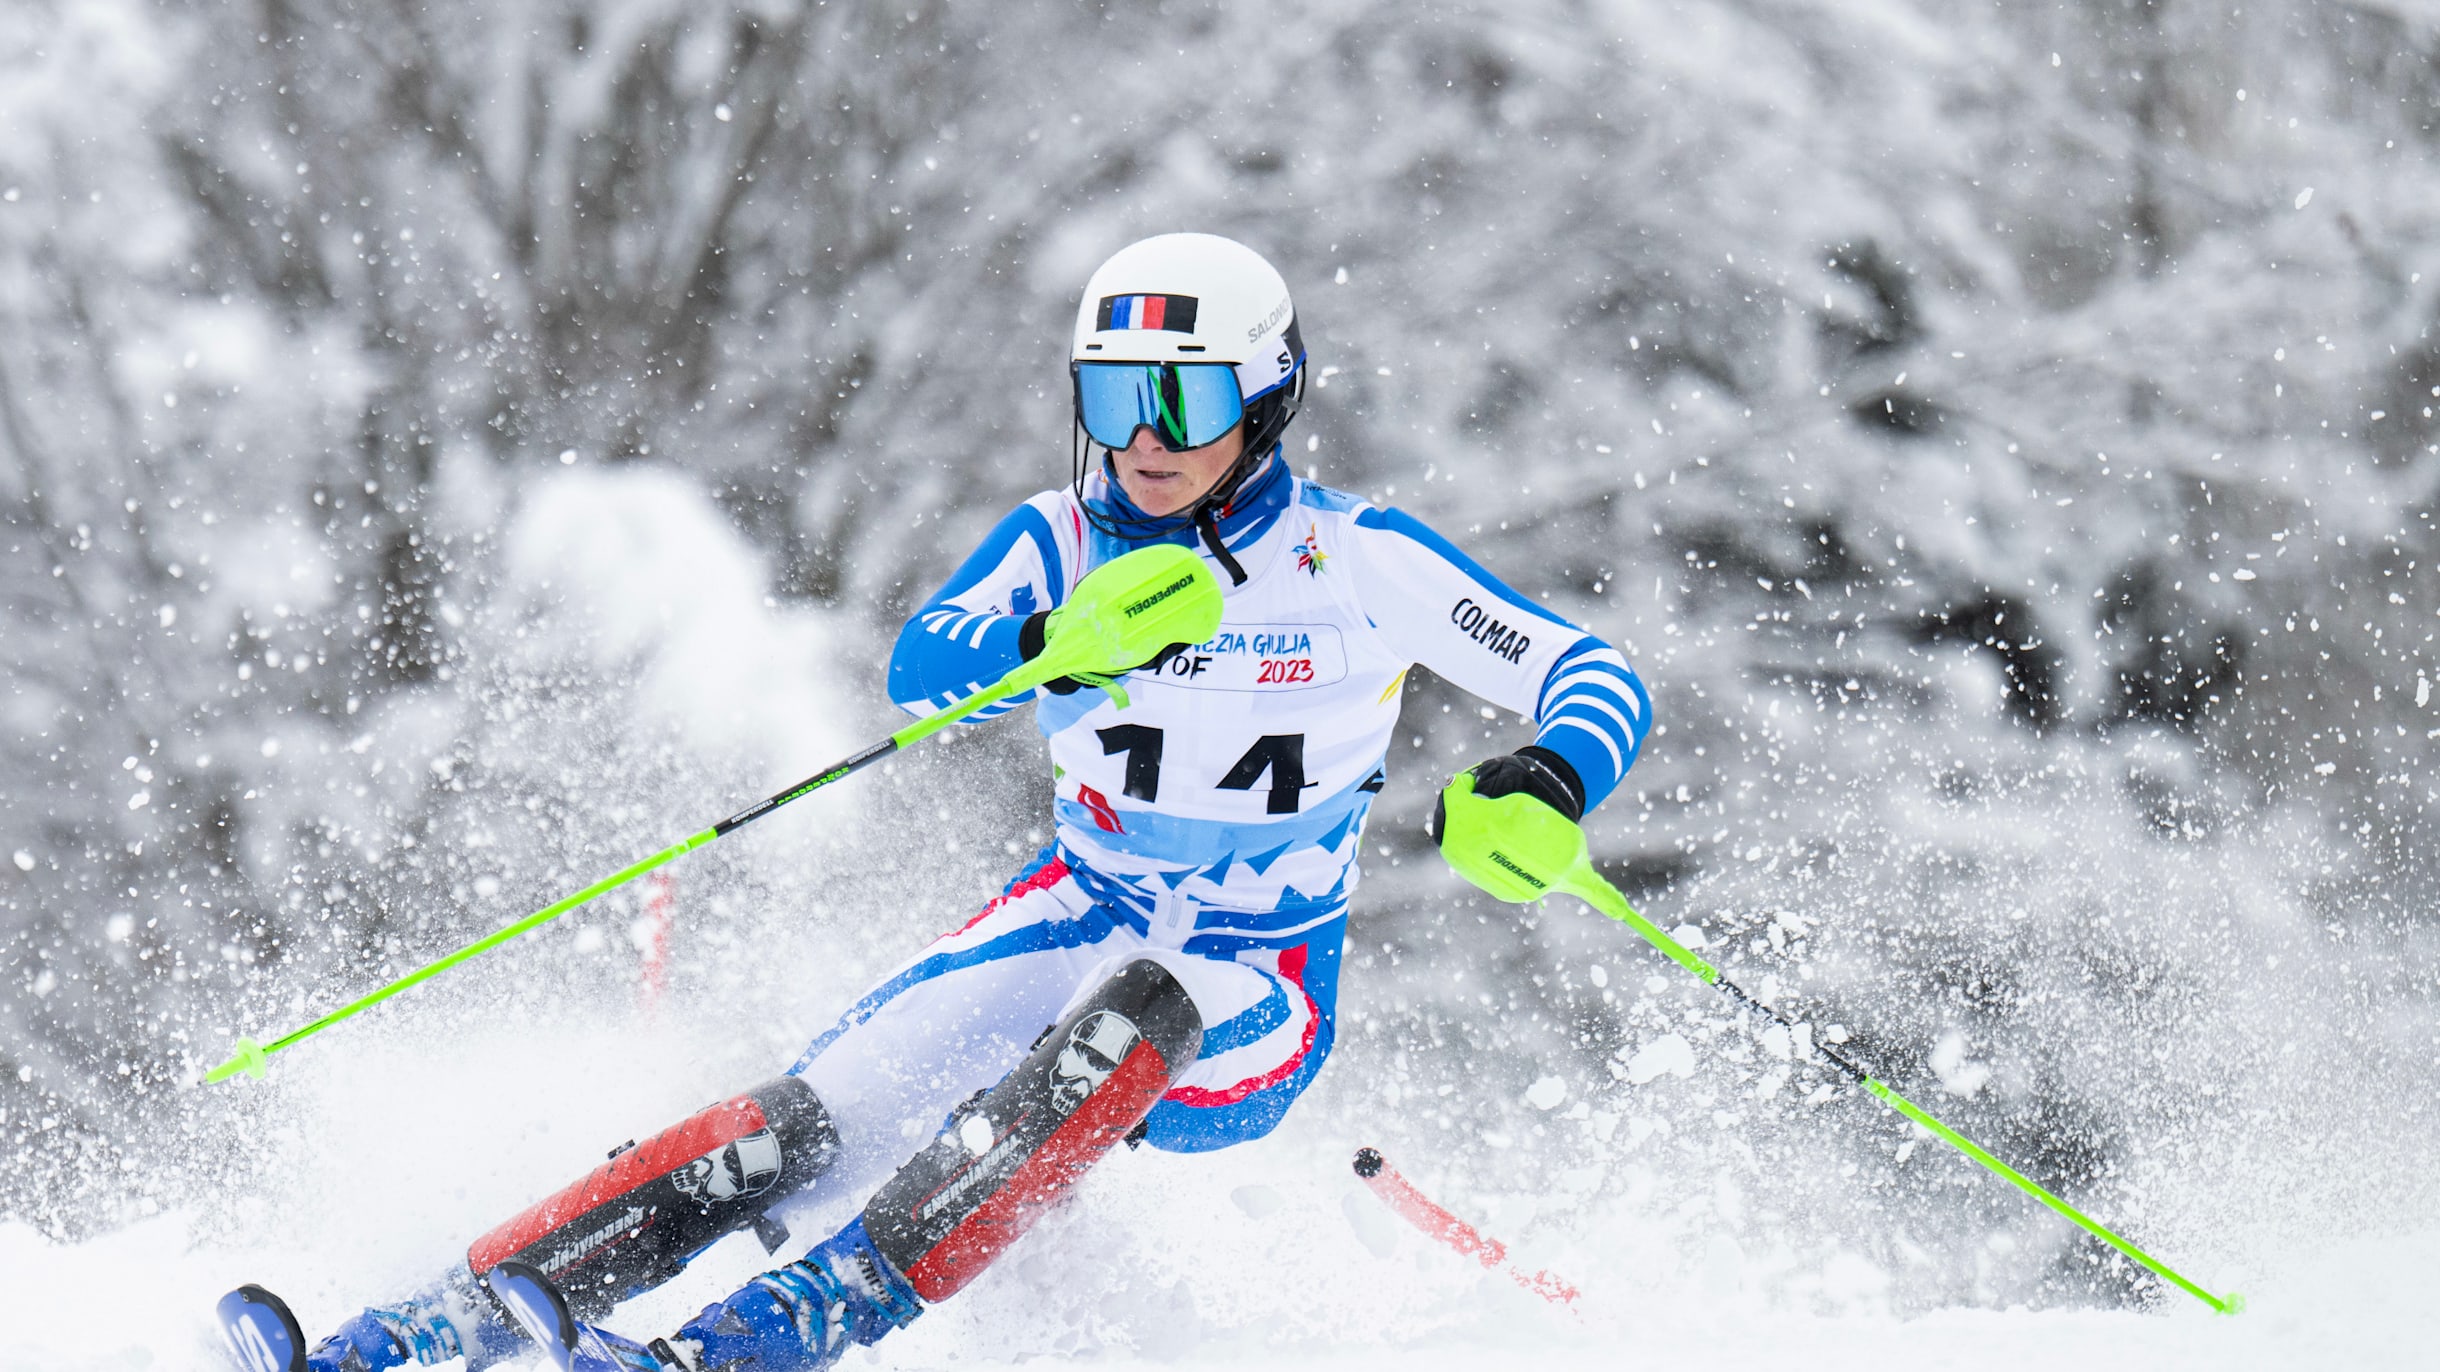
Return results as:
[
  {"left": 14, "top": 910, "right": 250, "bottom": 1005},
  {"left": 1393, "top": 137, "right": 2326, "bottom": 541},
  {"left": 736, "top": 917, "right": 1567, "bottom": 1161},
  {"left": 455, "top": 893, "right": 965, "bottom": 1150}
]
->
[{"left": 787, "top": 454, "right": 1650, "bottom": 1195}]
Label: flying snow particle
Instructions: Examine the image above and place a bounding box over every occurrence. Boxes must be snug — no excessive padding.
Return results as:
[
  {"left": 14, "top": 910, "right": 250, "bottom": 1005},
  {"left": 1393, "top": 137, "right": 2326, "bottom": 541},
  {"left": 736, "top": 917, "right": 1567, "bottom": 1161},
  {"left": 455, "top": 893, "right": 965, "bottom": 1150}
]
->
[
  {"left": 2418, "top": 675, "right": 2431, "bottom": 708},
  {"left": 1623, "top": 1033, "right": 1696, "bottom": 1085},
  {"left": 2295, "top": 188, "right": 2315, "bottom": 209},
  {"left": 11, "top": 851, "right": 31, "bottom": 871},
  {"left": 157, "top": 605, "right": 176, "bottom": 628},
  {"left": 1670, "top": 923, "right": 1708, "bottom": 948},
  {"left": 1334, "top": 266, "right": 1349, "bottom": 284},
  {"left": 105, "top": 913, "right": 133, "bottom": 942},
  {"left": 1524, "top": 1075, "right": 1568, "bottom": 1110},
  {"left": 126, "top": 790, "right": 149, "bottom": 811},
  {"left": 714, "top": 103, "right": 733, "bottom": 122},
  {"left": 1928, "top": 1030, "right": 1992, "bottom": 1098}
]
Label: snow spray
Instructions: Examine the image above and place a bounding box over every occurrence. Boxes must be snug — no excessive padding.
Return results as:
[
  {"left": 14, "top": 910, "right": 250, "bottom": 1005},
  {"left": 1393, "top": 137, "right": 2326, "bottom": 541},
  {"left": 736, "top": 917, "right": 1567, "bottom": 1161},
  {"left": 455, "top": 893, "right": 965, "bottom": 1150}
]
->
[
  {"left": 202, "top": 544, "right": 1225, "bottom": 1085},
  {"left": 1434, "top": 769, "right": 2245, "bottom": 1315}
]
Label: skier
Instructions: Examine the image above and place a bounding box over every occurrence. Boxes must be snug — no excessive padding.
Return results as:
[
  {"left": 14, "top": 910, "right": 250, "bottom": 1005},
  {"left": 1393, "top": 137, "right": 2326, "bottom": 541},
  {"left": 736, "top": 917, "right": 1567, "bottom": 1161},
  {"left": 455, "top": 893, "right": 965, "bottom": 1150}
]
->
[{"left": 218, "top": 232, "right": 1652, "bottom": 1372}]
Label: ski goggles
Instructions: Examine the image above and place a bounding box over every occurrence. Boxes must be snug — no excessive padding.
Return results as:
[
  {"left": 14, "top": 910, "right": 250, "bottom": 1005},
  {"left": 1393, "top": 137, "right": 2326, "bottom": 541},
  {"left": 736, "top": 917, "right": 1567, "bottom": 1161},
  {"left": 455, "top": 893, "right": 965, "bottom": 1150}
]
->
[{"left": 1071, "top": 361, "right": 1246, "bottom": 452}]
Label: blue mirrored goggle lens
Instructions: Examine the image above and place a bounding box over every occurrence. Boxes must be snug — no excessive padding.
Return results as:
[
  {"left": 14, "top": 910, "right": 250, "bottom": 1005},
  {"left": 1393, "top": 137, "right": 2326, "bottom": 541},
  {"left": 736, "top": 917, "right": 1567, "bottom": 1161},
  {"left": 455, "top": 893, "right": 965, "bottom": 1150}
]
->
[{"left": 1073, "top": 362, "right": 1245, "bottom": 452}]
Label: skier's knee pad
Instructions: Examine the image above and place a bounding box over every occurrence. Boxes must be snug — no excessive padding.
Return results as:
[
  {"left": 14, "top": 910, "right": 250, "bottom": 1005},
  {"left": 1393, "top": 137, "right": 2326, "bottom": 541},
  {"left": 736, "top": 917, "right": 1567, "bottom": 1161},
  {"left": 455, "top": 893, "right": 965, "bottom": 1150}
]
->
[
  {"left": 467, "top": 1076, "right": 838, "bottom": 1317},
  {"left": 859, "top": 958, "right": 1203, "bottom": 1302}
]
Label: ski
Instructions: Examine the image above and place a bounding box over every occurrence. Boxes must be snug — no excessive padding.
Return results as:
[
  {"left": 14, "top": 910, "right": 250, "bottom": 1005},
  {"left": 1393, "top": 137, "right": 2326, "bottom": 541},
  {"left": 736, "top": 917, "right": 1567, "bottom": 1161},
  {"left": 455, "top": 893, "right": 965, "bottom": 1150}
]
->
[
  {"left": 216, "top": 1284, "right": 309, "bottom": 1372},
  {"left": 486, "top": 1260, "right": 668, "bottom": 1372}
]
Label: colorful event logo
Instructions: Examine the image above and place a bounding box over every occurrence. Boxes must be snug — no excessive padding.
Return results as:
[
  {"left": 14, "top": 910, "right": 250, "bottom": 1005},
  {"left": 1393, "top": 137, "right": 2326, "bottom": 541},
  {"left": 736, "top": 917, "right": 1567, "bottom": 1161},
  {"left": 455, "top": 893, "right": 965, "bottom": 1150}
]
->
[{"left": 1294, "top": 523, "right": 1328, "bottom": 576}]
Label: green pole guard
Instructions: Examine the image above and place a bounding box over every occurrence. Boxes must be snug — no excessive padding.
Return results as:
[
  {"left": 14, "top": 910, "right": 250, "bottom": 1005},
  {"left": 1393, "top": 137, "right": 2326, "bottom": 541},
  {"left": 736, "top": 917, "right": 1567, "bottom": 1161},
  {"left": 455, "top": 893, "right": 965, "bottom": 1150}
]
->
[
  {"left": 1434, "top": 771, "right": 2244, "bottom": 1316},
  {"left": 1013, "top": 541, "right": 1223, "bottom": 695}
]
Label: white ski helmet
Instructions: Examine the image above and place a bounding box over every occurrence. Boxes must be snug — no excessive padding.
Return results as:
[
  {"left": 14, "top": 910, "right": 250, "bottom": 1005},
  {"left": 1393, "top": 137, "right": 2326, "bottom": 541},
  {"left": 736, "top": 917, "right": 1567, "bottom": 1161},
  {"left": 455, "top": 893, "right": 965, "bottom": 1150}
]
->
[{"left": 1071, "top": 232, "right": 1306, "bottom": 415}]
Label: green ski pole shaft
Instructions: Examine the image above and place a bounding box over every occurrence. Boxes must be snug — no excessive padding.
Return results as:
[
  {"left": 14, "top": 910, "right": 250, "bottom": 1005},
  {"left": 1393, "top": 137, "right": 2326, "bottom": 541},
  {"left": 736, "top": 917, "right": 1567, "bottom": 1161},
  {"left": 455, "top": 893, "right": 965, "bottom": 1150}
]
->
[
  {"left": 204, "top": 680, "right": 1017, "bottom": 1085},
  {"left": 1562, "top": 869, "right": 2242, "bottom": 1316}
]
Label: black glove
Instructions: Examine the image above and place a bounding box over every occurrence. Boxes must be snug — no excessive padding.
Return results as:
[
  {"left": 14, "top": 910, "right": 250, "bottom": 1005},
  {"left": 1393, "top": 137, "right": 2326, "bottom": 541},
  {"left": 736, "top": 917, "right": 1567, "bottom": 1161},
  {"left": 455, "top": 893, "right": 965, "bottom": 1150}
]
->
[
  {"left": 1458, "top": 746, "right": 1587, "bottom": 823},
  {"left": 1019, "top": 610, "right": 1187, "bottom": 695}
]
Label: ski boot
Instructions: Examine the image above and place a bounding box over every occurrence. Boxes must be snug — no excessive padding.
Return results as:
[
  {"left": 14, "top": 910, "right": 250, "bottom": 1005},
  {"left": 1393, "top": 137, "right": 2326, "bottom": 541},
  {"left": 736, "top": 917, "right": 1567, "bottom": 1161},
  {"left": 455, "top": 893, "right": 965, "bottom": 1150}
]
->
[
  {"left": 217, "top": 1271, "right": 519, "bottom": 1372},
  {"left": 489, "top": 1215, "right": 923, "bottom": 1372}
]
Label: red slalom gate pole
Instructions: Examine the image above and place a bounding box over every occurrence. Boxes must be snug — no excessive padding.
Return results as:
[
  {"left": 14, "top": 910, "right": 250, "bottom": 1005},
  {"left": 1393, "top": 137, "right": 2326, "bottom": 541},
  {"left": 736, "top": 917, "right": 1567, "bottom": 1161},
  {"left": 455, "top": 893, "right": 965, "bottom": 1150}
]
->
[
  {"left": 639, "top": 871, "right": 674, "bottom": 1016},
  {"left": 1353, "top": 1147, "right": 1579, "bottom": 1306}
]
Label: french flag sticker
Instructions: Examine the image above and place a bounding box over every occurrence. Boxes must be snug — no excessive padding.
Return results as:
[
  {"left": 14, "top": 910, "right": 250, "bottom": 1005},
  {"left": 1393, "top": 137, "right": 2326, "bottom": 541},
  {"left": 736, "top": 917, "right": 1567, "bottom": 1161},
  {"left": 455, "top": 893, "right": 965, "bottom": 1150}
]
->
[{"left": 1096, "top": 293, "right": 1200, "bottom": 333}]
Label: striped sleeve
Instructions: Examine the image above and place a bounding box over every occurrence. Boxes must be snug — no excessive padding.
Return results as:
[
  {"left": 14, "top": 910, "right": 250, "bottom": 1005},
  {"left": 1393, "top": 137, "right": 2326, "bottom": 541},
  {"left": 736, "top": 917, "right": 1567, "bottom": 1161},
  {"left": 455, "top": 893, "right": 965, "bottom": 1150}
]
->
[
  {"left": 1529, "top": 638, "right": 1651, "bottom": 809},
  {"left": 888, "top": 496, "right": 1074, "bottom": 721},
  {"left": 1348, "top": 505, "right": 1651, "bottom": 811}
]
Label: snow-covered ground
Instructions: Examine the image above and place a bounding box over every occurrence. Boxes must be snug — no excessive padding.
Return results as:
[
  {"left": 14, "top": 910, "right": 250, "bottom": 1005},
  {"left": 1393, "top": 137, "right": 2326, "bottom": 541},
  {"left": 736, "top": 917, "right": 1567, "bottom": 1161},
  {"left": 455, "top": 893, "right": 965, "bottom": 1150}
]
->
[
  {"left": 11, "top": 1162, "right": 2428, "bottom": 1370},
  {"left": 7, "top": 988, "right": 2417, "bottom": 1372}
]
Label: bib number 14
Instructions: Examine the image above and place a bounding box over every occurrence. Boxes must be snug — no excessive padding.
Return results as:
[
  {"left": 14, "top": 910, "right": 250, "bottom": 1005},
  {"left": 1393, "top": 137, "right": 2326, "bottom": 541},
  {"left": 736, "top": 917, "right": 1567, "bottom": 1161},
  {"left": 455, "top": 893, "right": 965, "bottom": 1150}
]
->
[{"left": 1096, "top": 726, "right": 1313, "bottom": 814}]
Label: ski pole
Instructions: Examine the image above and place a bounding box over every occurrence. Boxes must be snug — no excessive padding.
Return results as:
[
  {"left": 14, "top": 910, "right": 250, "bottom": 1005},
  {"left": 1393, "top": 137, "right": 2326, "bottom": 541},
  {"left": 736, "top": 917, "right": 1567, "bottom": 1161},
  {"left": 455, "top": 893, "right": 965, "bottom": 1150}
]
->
[
  {"left": 1433, "top": 772, "right": 2244, "bottom": 1316},
  {"left": 204, "top": 544, "right": 1224, "bottom": 1085},
  {"left": 1353, "top": 1147, "right": 1579, "bottom": 1306}
]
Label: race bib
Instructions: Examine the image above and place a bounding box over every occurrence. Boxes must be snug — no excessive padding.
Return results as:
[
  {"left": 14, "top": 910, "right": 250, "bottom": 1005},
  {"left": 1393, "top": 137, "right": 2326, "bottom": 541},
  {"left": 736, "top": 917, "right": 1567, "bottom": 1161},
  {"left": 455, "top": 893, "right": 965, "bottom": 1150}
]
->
[{"left": 1144, "top": 624, "right": 1348, "bottom": 692}]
